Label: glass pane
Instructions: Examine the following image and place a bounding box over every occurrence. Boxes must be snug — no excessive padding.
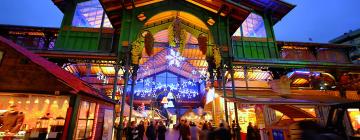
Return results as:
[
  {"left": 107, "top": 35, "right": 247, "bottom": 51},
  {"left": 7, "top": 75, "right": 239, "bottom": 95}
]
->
[
  {"left": 79, "top": 101, "right": 89, "bottom": 119},
  {"left": 75, "top": 120, "right": 87, "bottom": 139},
  {"left": 72, "top": 0, "right": 113, "bottom": 28},
  {"left": 88, "top": 103, "right": 96, "bottom": 119},
  {"left": 85, "top": 120, "right": 94, "bottom": 138},
  {"left": 232, "top": 13, "right": 267, "bottom": 38}
]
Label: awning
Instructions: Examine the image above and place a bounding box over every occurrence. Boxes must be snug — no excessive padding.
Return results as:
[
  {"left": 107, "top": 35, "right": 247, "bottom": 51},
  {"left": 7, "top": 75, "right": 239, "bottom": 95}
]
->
[{"left": 269, "top": 105, "right": 315, "bottom": 118}]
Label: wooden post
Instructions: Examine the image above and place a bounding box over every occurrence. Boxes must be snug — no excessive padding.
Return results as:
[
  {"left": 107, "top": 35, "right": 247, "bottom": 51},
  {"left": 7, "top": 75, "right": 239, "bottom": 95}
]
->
[
  {"left": 221, "top": 67, "right": 229, "bottom": 124},
  {"left": 64, "top": 95, "right": 80, "bottom": 140}
]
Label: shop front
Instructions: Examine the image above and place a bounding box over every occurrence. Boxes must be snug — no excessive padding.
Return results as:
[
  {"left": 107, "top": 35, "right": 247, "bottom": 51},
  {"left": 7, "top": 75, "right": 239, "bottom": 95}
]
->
[{"left": 0, "top": 37, "right": 115, "bottom": 140}]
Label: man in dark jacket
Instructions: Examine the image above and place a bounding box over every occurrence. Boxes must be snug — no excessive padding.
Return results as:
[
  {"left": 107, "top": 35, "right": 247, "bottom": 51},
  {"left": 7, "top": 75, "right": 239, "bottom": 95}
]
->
[
  {"left": 157, "top": 121, "right": 167, "bottom": 140},
  {"left": 137, "top": 121, "right": 145, "bottom": 140},
  {"left": 146, "top": 121, "right": 156, "bottom": 140},
  {"left": 214, "top": 123, "right": 231, "bottom": 140}
]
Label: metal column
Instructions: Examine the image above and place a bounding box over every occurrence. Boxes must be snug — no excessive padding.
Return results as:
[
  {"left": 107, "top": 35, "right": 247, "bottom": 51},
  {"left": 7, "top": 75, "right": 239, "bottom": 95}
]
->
[{"left": 230, "top": 66, "right": 241, "bottom": 140}]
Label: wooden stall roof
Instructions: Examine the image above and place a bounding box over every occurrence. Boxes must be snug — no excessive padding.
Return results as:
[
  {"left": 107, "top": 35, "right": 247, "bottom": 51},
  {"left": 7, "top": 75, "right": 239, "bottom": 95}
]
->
[
  {"left": 269, "top": 104, "right": 315, "bottom": 118},
  {"left": 52, "top": 0, "right": 294, "bottom": 30},
  {"left": 0, "top": 36, "right": 113, "bottom": 102}
]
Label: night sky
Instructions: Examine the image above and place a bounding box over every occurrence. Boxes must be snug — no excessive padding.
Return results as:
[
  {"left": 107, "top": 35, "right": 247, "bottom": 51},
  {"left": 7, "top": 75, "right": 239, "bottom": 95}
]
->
[{"left": 0, "top": 0, "right": 359, "bottom": 43}]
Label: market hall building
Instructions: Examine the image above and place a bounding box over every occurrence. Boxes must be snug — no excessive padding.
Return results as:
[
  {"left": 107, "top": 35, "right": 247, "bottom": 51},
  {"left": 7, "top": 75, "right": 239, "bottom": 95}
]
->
[{"left": 0, "top": 0, "right": 360, "bottom": 140}]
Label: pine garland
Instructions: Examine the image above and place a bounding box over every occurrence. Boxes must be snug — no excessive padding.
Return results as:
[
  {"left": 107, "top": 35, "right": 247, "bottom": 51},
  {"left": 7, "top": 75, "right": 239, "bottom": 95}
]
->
[
  {"left": 168, "top": 24, "right": 176, "bottom": 47},
  {"left": 131, "top": 38, "right": 144, "bottom": 65},
  {"left": 179, "top": 29, "right": 188, "bottom": 54},
  {"left": 213, "top": 46, "right": 222, "bottom": 68}
]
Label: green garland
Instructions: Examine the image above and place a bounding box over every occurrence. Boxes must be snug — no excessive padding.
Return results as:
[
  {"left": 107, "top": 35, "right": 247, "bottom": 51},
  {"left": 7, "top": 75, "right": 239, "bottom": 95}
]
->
[
  {"left": 213, "top": 46, "right": 221, "bottom": 68},
  {"left": 168, "top": 24, "right": 176, "bottom": 47},
  {"left": 179, "top": 29, "right": 187, "bottom": 54},
  {"left": 131, "top": 38, "right": 144, "bottom": 65}
]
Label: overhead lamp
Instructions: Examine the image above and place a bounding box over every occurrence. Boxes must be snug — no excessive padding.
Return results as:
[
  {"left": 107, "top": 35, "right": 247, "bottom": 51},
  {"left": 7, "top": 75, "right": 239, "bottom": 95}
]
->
[
  {"left": 167, "top": 92, "right": 174, "bottom": 99},
  {"left": 207, "top": 18, "right": 215, "bottom": 26},
  {"left": 137, "top": 12, "right": 146, "bottom": 21},
  {"left": 167, "top": 101, "right": 175, "bottom": 108},
  {"left": 161, "top": 97, "right": 168, "bottom": 104}
]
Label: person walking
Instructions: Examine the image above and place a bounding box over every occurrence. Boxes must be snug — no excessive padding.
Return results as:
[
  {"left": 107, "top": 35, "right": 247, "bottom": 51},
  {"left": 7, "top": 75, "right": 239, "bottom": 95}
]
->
[
  {"left": 146, "top": 121, "right": 156, "bottom": 140},
  {"left": 214, "top": 122, "right": 231, "bottom": 140},
  {"left": 127, "top": 121, "right": 139, "bottom": 140},
  {"left": 137, "top": 121, "right": 145, "bottom": 140},
  {"left": 199, "top": 123, "right": 209, "bottom": 140},
  {"left": 254, "top": 125, "right": 261, "bottom": 140},
  {"left": 178, "top": 120, "right": 191, "bottom": 140},
  {"left": 190, "top": 122, "right": 200, "bottom": 140},
  {"left": 157, "top": 121, "right": 167, "bottom": 140},
  {"left": 246, "top": 122, "right": 255, "bottom": 140}
]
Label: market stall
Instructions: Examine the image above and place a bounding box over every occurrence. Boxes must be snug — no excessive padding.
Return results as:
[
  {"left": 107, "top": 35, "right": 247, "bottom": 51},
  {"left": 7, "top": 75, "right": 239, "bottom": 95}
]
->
[{"left": 0, "top": 37, "right": 115, "bottom": 140}]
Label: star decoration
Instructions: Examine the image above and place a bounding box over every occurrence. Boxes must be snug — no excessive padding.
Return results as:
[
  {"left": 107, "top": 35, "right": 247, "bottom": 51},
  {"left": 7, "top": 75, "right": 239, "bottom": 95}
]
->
[{"left": 166, "top": 49, "right": 185, "bottom": 67}]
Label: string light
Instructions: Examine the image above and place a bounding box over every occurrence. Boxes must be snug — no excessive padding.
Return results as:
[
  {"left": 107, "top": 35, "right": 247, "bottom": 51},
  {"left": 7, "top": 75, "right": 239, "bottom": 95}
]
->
[{"left": 134, "top": 80, "right": 199, "bottom": 99}]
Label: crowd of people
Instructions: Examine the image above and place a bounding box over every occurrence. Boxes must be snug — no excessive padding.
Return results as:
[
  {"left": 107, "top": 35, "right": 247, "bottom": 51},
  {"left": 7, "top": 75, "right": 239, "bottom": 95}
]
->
[
  {"left": 125, "top": 120, "right": 168, "bottom": 140},
  {"left": 123, "top": 119, "right": 262, "bottom": 140}
]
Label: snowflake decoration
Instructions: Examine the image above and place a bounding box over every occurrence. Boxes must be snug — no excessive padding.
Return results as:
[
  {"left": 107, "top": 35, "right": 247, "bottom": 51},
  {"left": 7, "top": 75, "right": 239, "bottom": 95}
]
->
[
  {"left": 144, "top": 79, "right": 151, "bottom": 86},
  {"left": 192, "top": 70, "right": 197, "bottom": 75},
  {"left": 166, "top": 49, "right": 185, "bottom": 67}
]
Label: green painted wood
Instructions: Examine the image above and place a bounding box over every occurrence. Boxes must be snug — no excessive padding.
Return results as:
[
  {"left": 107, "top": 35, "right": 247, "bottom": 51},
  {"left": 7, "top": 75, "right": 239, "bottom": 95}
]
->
[
  {"left": 56, "top": 30, "right": 108, "bottom": 52},
  {"left": 232, "top": 40, "right": 280, "bottom": 59},
  {"left": 117, "top": 0, "right": 223, "bottom": 58},
  {"left": 66, "top": 95, "right": 80, "bottom": 140}
]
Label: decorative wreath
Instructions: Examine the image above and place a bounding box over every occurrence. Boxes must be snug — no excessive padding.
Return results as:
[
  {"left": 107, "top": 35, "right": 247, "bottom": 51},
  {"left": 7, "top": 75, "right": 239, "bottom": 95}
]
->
[
  {"left": 144, "top": 31, "right": 154, "bottom": 56},
  {"left": 198, "top": 34, "right": 208, "bottom": 55}
]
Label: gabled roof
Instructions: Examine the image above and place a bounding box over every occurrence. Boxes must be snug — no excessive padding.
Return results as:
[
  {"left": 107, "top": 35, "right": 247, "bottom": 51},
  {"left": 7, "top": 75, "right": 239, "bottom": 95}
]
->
[
  {"left": 329, "top": 28, "right": 360, "bottom": 44},
  {"left": 0, "top": 36, "right": 112, "bottom": 102},
  {"left": 52, "top": 0, "right": 295, "bottom": 30}
]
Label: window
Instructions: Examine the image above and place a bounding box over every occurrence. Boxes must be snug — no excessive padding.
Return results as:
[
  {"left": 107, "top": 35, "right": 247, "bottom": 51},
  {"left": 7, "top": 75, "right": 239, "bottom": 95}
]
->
[
  {"left": 347, "top": 108, "right": 360, "bottom": 132},
  {"left": 232, "top": 13, "right": 267, "bottom": 38},
  {"left": 0, "top": 51, "right": 3, "bottom": 64},
  {"left": 75, "top": 101, "right": 97, "bottom": 139},
  {"left": 72, "top": 0, "right": 112, "bottom": 28}
]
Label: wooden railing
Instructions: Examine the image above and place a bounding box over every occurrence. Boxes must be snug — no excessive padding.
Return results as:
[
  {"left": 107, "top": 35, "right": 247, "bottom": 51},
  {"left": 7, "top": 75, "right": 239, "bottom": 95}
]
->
[{"left": 232, "top": 38, "right": 353, "bottom": 64}]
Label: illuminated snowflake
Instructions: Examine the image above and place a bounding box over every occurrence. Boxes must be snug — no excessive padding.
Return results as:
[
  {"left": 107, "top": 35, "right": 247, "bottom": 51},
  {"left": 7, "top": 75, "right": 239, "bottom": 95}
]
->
[
  {"left": 192, "top": 70, "right": 197, "bottom": 75},
  {"left": 166, "top": 49, "right": 185, "bottom": 67}
]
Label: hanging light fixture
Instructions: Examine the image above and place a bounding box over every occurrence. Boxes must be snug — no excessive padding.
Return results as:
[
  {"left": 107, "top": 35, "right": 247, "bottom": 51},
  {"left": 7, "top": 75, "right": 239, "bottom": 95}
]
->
[
  {"left": 161, "top": 97, "right": 168, "bottom": 104},
  {"left": 167, "top": 92, "right": 174, "bottom": 99},
  {"left": 167, "top": 101, "right": 175, "bottom": 108}
]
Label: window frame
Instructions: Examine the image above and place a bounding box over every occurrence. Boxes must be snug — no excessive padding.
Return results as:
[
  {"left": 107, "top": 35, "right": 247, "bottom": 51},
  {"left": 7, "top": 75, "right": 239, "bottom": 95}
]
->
[{"left": 75, "top": 100, "right": 98, "bottom": 139}]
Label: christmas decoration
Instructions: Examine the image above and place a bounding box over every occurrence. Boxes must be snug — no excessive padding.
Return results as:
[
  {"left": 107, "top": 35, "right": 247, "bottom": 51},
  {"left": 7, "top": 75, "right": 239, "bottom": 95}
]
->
[
  {"left": 131, "top": 38, "right": 144, "bottom": 65},
  {"left": 179, "top": 29, "right": 187, "bottom": 54},
  {"left": 168, "top": 24, "right": 176, "bottom": 47},
  {"left": 166, "top": 49, "right": 185, "bottom": 67},
  {"left": 144, "top": 31, "right": 154, "bottom": 56},
  {"left": 213, "top": 46, "right": 222, "bottom": 68}
]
